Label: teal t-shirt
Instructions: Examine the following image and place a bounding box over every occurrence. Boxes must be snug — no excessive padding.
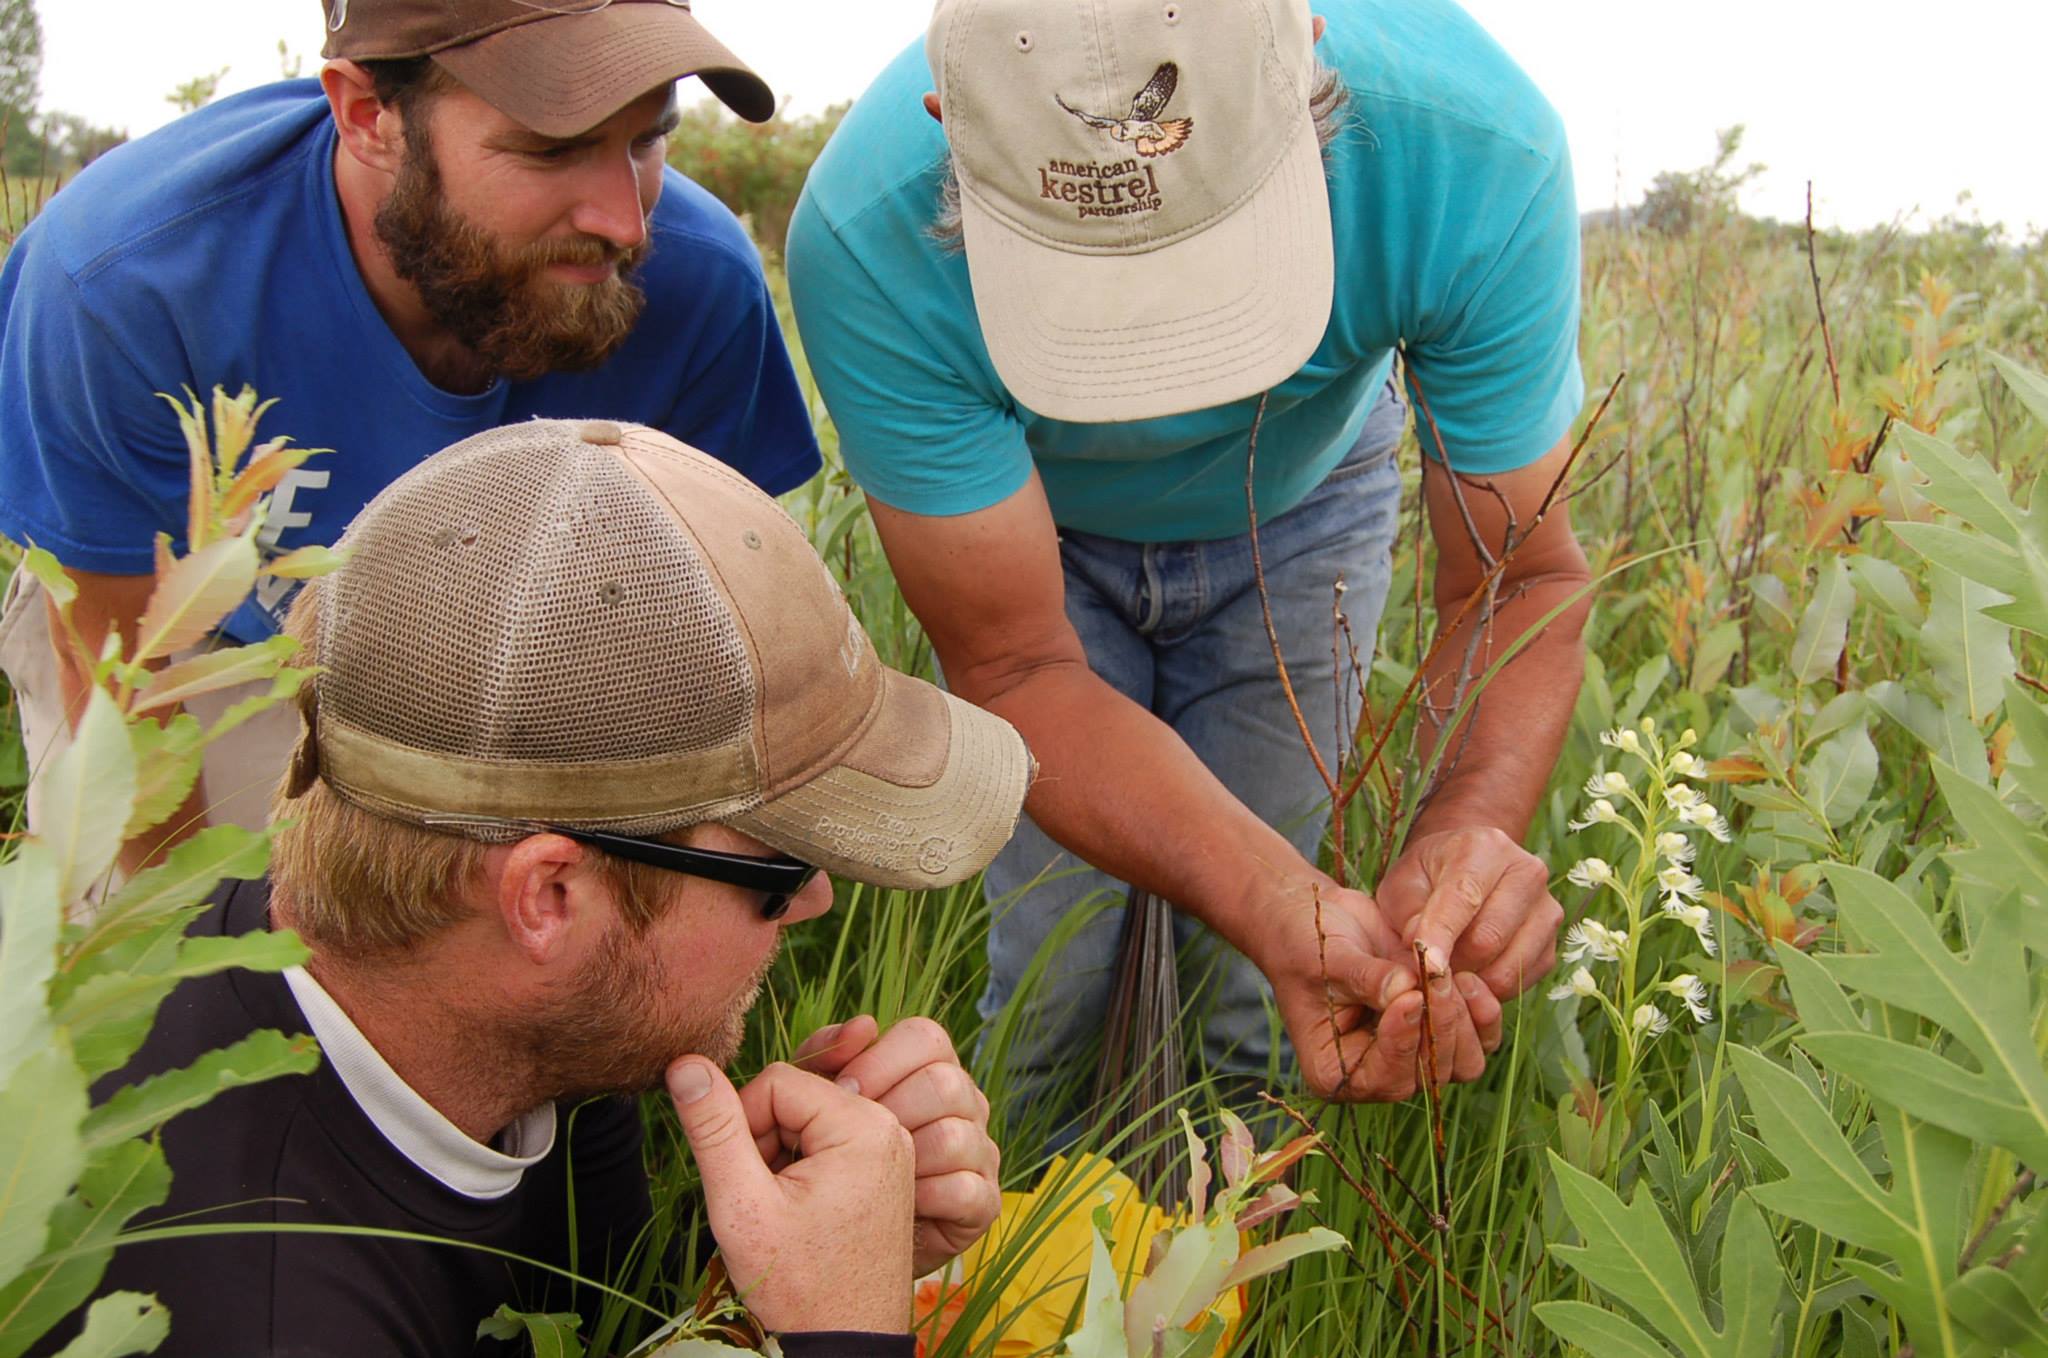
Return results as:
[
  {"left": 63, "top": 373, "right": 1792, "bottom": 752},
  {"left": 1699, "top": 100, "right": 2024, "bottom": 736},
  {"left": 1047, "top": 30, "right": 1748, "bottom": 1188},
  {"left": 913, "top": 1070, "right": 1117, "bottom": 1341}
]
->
[{"left": 787, "top": 0, "right": 1583, "bottom": 542}]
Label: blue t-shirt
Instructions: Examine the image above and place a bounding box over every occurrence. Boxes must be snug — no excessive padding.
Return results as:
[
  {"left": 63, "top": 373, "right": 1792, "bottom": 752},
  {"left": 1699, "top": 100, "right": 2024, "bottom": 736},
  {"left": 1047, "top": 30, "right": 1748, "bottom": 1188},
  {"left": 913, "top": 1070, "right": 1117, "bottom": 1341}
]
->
[
  {"left": 787, "top": 0, "right": 1583, "bottom": 542},
  {"left": 0, "top": 81, "right": 820, "bottom": 641}
]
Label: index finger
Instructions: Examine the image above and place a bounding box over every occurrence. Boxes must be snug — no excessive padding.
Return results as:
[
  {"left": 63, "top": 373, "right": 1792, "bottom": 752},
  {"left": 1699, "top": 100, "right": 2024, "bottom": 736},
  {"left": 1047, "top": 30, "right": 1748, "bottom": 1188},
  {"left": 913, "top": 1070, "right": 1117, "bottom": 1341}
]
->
[
  {"left": 736, "top": 1061, "right": 893, "bottom": 1161},
  {"left": 1411, "top": 856, "right": 1508, "bottom": 979},
  {"left": 791, "top": 1015, "right": 882, "bottom": 1077},
  {"left": 832, "top": 1017, "right": 963, "bottom": 1110}
]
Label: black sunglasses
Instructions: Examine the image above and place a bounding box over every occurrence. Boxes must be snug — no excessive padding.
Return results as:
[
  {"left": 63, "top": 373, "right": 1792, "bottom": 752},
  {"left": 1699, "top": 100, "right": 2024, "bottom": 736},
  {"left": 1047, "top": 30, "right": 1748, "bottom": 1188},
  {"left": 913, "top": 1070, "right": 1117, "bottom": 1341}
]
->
[{"left": 546, "top": 826, "right": 821, "bottom": 921}]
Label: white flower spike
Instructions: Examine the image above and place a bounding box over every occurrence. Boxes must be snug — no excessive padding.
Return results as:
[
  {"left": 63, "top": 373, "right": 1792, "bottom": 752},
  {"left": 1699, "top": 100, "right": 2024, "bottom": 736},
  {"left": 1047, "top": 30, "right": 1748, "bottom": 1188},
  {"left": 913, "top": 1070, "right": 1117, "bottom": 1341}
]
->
[
  {"left": 1656, "top": 831, "right": 1695, "bottom": 865},
  {"left": 1662, "top": 900, "right": 1719, "bottom": 956},
  {"left": 1632, "top": 1003, "right": 1671, "bottom": 1040},
  {"left": 1561, "top": 920, "right": 1628, "bottom": 964},
  {"left": 1568, "top": 798, "right": 1623, "bottom": 831}
]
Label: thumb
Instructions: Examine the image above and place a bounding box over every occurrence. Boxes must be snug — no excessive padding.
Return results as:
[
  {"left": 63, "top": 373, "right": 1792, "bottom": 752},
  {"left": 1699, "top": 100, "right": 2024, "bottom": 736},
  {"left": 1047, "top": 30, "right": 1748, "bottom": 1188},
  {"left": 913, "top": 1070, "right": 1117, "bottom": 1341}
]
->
[
  {"left": 668, "top": 1057, "right": 774, "bottom": 1202},
  {"left": 1327, "top": 933, "right": 1417, "bottom": 1010}
]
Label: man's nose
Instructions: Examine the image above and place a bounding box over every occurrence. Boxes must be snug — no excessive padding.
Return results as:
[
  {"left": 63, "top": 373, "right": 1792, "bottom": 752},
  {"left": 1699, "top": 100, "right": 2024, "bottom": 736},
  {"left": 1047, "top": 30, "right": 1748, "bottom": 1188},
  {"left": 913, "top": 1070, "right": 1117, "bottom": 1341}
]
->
[
  {"left": 569, "top": 158, "right": 649, "bottom": 252},
  {"left": 781, "top": 871, "right": 836, "bottom": 925}
]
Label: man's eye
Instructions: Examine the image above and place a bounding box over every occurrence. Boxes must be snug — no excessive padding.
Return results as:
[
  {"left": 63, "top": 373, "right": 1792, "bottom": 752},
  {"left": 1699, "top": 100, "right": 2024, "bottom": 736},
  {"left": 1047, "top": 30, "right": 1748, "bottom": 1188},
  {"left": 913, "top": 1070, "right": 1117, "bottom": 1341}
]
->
[{"left": 633, "top": 132, "right": 669, "bottom": 153}]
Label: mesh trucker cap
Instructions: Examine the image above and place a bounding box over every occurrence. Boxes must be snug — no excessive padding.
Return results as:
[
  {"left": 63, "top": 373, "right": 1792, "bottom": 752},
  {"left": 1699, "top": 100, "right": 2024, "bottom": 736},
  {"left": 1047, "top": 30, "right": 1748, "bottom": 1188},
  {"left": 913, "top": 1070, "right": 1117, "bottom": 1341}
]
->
[
  {"left": 320, "top": 0, "right": 776, "bottom": 132},
  {"left": 283, "top": 418, "right": 1033, "bottom": 891},
  {"left": 927, "top": 0, "right": 1334, "bottom": 424}
]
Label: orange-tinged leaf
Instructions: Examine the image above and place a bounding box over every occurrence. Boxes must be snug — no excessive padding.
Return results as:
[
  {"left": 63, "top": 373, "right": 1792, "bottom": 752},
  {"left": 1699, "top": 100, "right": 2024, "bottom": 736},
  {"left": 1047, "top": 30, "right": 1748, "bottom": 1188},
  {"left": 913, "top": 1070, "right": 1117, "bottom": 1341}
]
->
[
  {"left": 132, "top": 635, "right": 299, "bottom": 714},
  {"left": 261, "top": 543, "right": 350, "bottom": 580},
  {"left": 1249, "top": 1135, "right": 1320, "bottom": 1184},
  {"left": 157, "top": 388, "right": 212, "bottom": 550},
  {"left": 1989, "top": 720, "right": 2015, "bottom": 779},
  {"left": 131, "top": 530, "right": 260, "bottom": 663},
  {"left": 218, "top": 439, "right": 319, "bottom": 521},
  {"left": 1708, "top": 756, "right": 1769, "bottom": 783}
]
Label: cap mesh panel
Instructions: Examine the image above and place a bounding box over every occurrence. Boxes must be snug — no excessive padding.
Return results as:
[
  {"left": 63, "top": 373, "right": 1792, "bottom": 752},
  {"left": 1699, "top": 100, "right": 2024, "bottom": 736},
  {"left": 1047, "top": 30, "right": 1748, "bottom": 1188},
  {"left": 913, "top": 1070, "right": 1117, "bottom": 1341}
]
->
[{"left": 321, "top": 423, "right": 754, "bottom": 769}]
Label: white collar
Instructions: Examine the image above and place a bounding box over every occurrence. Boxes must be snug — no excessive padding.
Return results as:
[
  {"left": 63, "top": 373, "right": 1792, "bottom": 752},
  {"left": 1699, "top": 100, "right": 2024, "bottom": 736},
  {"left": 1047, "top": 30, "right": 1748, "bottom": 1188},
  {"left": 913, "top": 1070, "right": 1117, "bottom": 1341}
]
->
[{"left": 283, "top": 966, "right": 556, "bottom": 1201}]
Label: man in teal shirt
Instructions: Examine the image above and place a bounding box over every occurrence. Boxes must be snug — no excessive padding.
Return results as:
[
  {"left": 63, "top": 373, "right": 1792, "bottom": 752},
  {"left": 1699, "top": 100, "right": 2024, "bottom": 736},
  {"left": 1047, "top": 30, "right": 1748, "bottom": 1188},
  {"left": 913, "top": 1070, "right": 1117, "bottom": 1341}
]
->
[{"left": 789, "top": 0, "right": 1588, "bottom": 1114}]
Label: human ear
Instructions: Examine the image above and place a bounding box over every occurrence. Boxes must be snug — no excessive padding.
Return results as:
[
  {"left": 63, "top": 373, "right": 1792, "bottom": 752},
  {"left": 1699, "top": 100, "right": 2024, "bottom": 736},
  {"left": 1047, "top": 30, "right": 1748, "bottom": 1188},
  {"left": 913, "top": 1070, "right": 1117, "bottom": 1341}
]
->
[
  {"left": 321, "top": 58, "right": 407, "bottom": 175},
  {"left": 1312, "top": 15, "right": 1327, "bottom": 42},
  {"left": 921, "top": 92, "right": 943, "bottom": 124},
  {"left": 495, "top": 834, "right": 589, "bottom": 966}
]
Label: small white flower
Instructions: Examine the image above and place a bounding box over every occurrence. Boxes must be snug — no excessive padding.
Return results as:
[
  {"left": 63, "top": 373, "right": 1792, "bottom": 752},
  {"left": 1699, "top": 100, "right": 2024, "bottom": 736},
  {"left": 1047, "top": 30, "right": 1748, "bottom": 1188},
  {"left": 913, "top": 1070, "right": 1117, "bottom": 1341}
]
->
[
  {"left": 1663, "top": 783, "right": 1704, "bottom": 811},
  {"left": 1601, "top": 727, "right": 1645, "bottom": 757},
  {"left": 1640, "top": 716, "right": 1657, "bottom": 736},
  {"left": 1567, "top": 857, "right": 1617, "bottom": 890},
  {"left": 1582, "top": 769, "right": 1631, "bottom": 799},
  {"left": 1661, "top": 974, "right": 1715, "bottom": 1024},
  {"left": 1632, "top": 1003, "right": 1672, "bottom": 1040},
  {"left": 1656, "top": 864, "right": 1705, "bottom": 900},
  {"left": 1656, "top": 831, "right": 1695, "bottom": 865},
  {"left": 1679, "top": 800, "right": 1733, "bottom": 843},
  {"left": 1661, "top": 900, "right": 1719, "bottom": 956},
  {"left": 1562, "top": 920, "right": 1628, "bottom": 964},
  {"left": 1568, "top": 798, "right": 1623, "bottom": 831},
  {"left": 1548, "top": 966, "right": 1601, "bottom": 1002},
  {"left": 1667, "top": 751, "right": 1709, "bottom": 779}
]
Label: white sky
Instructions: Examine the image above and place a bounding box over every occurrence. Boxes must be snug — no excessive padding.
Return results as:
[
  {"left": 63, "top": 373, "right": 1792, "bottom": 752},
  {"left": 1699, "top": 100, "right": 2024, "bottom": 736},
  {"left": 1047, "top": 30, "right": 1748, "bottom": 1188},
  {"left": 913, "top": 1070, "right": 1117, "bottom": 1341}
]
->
[{"left": 40, "top": 1, "right": 2048, "bottom": 235}]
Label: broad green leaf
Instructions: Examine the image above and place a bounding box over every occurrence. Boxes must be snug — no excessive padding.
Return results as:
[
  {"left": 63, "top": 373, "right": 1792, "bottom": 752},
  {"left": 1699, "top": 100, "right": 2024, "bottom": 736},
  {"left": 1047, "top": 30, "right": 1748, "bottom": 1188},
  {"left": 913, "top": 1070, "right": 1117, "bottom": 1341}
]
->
[
  {"left": 129, "top": 530, "right": 259, "bottom": 664},
  {"left": 57, "top": 931, "right": 310, "bottom": 1080},
  {"left": 1731, "top": 1045, "right": 1969, "bottom": 1348},
  {"left": 1800, "top": 723, "right": 1879, "bottom": 827},
  {"left": 1920, "top": 565, "right": 2016, "bottom": 723},
  {"left": 65, "top": 825, "right": 276, "bottom": 973},
  {"left": 28, "top": 690, "right": 136, "bottom": 907},
  {"left": 644, "top": 1342, "right": 770, "bottom": 1357},
  {"left": 1750, "top": 574, "right": 1797, "bottom": 631},
  {"left": 1790, "top": 556, "right": 1854, "bottom": 685},
  {"left": 1064, "top": 1218, "right": 1129, "bottom": 1358},
  {"left": 1534, "top": 1300, "right": 1673, "bottom": 1358},
  {"left": 0, "top": 1140, "right": 171, "bottom": 1357},
  {"left": 201, "top": 665, "right": 311, "bottom": 748},
  {"left": 0, "top": 842, "right": 61, "bottom": 1084},
  {"left": 0, "top": 1041, "right": 89, "bottom": 1285},
  {"left": 1216, "top": 1227, "right": 1344, "bottom": 1290},
  {"left": 1846, "top": 553, "right": 1925, "bottom": 627},
  {"left": 22, "top": 545, "right": 77, "bottom": 611},
  {"left": 1948, "top": 1263, "right": 2048, "bottom": 1352},
  {"left": 1894, "top": 424, "right": 2026, "bottom": 547},
  {"left": 1812, "top": 865, "right": 2048, "bottom": 1171},
  {"left": 1122, "top": 1218, "right": 1236, "bottom": 1357},
  {"left": 2001, "top": 677, "right": 2048, "bottom": 813},
  {"left": 1890, "top": 522, "right": 2036, "bottom": 618},
  {"left": 120, "top": 715, "right": 204, "bottom": 843},
  {"left": 1989, "top": 350, "right": 2048, "bottom": 431},
  {"left": 1866, "top": 680, "right": 1991, "bottom": 784},
  {"left": 260, "top": 544, "right": 349, "bottom": 580},
  {"left": 1544, "top": 1153, "right": 1722, "bottom": 1357},
  {"left": 476, "top": 1305, "right": 583, "bottom": 1358},
  {"left": 130, "top": 635, "right": 297, "bottom": 714},
  {"left": 1717, "top": 1192, "right": 1786, "bottom": 1356},
  {"left": 1774, "top": 941, "right": 1862, "bottom": 1034},
  {"left": 47, "top": 1292, "right": 168, "bottom": 1358},
  {"left": 1932, "top": 760, "right": 2048, "bottom": 952},
  {"left": 82, "top": 1029, "right": 319, "bottom": 1151}
]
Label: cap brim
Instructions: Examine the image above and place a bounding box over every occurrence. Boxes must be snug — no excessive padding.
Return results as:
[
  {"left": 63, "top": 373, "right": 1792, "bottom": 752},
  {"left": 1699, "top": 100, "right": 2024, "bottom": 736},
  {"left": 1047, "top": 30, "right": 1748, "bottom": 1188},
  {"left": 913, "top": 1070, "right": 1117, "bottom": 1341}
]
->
[
  {"left": 960, "top": 113, "right": 1333, "bottom": 424},
  {"left": 726, "top": 670, "right": 1033, "bottom": 891},
  {"left": 433, "top": 5, "right": 776, "bottom": 135}
]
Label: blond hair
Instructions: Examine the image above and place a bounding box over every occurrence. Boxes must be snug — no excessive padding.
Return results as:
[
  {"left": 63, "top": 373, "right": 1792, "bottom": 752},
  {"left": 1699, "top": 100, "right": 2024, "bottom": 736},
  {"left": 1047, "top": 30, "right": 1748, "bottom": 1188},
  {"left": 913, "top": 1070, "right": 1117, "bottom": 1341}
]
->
[{"left": 268, "top": 580, "right": 680, "bottom": 955}]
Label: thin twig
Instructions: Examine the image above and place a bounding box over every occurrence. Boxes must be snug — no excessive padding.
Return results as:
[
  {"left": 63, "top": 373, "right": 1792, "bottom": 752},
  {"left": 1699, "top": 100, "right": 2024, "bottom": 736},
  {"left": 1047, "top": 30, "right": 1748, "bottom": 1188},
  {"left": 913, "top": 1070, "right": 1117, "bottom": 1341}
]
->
[
  {"left": 1805, "top": 181, "right": 1843, "bottom": 411},
  {"left": 1959, "top": 1169, "right": 2035, "bottom": 1271}
]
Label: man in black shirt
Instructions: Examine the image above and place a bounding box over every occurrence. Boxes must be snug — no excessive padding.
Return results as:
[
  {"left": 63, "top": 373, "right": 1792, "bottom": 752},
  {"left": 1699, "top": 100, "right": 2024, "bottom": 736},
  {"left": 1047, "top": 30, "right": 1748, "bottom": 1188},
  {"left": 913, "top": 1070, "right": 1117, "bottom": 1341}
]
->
[{"left": 53, "top": 419, "right": 1035, "bottom": 1355}]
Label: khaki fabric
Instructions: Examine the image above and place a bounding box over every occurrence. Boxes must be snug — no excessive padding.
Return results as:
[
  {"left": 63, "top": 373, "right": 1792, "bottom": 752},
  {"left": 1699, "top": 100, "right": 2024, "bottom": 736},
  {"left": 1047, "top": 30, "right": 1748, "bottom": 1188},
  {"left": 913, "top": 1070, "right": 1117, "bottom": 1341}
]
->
[
  {"left": 926, "top": 0, "right": 1333, "bottom": 422},
  {"left": 298, "top": 420, "right": 1031, "bottom": 891}
]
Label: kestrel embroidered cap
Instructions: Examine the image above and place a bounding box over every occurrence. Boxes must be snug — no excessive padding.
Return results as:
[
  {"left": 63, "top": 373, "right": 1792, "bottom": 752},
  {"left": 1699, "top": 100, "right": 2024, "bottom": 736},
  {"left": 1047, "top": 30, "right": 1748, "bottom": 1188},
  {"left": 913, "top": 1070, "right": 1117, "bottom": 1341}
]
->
[
  {"left": 927, "top": 0, "right": 1334, "bottom": 423},
  {"left": 320, "top": 0, "right": 776, "bottom": 133},
  {"left": 282, "top": 419, "right": 1034, "bottom": 890}
]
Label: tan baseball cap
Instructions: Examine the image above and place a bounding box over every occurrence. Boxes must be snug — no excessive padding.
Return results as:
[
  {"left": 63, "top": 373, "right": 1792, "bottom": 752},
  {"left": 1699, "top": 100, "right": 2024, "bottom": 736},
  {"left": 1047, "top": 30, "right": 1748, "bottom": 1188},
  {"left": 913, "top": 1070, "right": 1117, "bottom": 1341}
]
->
[
  {"left": 284, "top": 419, "right": 1033, "bottom": 890},
  {"left": 927, "top": 0, "right": 1334, "bottom": 424},
  {"left": 320, "top": 0, "right": 777, "bottom": 132}
]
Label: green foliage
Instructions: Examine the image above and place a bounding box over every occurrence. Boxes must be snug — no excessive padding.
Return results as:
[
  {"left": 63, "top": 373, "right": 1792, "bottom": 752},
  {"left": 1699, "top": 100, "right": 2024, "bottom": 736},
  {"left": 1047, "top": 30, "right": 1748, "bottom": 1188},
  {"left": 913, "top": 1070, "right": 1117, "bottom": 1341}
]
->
[
  {"left": 0, "top": 390, "right": 332, "bottom": 1356},
  {"left": 665, "top": 99, "right": 847, "bottom": 257}
]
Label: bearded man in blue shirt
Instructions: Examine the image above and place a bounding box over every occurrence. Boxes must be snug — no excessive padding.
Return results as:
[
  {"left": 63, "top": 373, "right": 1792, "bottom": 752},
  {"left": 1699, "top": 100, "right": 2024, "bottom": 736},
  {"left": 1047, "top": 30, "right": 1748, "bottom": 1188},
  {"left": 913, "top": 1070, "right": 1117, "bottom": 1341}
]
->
[
  {"left": 0, "top": 0, "right": 819, "bottom": 864},
  {"left": 788, "top": 0, "right": 1587, "bottom": 1111}
]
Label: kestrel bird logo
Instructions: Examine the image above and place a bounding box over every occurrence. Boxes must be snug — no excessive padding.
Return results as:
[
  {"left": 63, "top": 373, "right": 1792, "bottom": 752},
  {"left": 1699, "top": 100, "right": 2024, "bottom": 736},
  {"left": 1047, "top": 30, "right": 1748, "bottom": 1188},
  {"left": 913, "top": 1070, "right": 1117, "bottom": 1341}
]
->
[{"left": 1055, "top": 62, "right": 1194, "bottom": 158}]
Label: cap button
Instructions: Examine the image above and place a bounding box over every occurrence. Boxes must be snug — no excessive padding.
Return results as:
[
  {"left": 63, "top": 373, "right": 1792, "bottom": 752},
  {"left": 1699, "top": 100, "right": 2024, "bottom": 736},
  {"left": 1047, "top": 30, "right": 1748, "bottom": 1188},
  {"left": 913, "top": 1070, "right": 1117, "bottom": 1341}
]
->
[{"left": 579, "top": 419, "right": 624, "bottom": 446}]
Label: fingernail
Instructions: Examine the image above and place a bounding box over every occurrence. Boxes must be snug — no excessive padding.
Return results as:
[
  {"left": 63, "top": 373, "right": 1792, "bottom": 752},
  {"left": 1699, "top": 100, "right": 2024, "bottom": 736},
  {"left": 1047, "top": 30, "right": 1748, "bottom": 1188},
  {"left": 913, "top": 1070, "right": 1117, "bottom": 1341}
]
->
[
  {"left": 816, "top": 1021, "right": 845, "bottom": 1045},
  {"left": 1423, "top": 945, "right": 1449, "bottom": 978},
  {"left": 1379, "top": 970, "right": 1415, "bottom": 1007},
  {"left": 668, "top": 1062, "right": 711, "bottom": 1105},
  {"left": 836, "top": 1074, "right": 862, "bottom": 1096},
  {"left": 1405, "top": 1007, "right": 1423, "bottom": 1028}
]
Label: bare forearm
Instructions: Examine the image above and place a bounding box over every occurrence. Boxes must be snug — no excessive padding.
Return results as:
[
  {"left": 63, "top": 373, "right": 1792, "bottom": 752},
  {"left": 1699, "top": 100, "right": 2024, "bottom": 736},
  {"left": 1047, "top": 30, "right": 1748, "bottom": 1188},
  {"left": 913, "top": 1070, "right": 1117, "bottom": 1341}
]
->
[
  {"left": 961, "top": 659, "right": 1321, "bottom": 956},
  {"left": 1410, "top": 572, "right": 1589, "bottom": 843}
]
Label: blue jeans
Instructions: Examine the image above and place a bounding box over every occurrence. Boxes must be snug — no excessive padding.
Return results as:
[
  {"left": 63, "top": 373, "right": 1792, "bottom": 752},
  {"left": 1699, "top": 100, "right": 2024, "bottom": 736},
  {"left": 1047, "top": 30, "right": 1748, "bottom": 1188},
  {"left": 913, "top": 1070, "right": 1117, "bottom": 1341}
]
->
[{"left": 978, "top": 381, "right": 1408, "bottom": 1122}]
